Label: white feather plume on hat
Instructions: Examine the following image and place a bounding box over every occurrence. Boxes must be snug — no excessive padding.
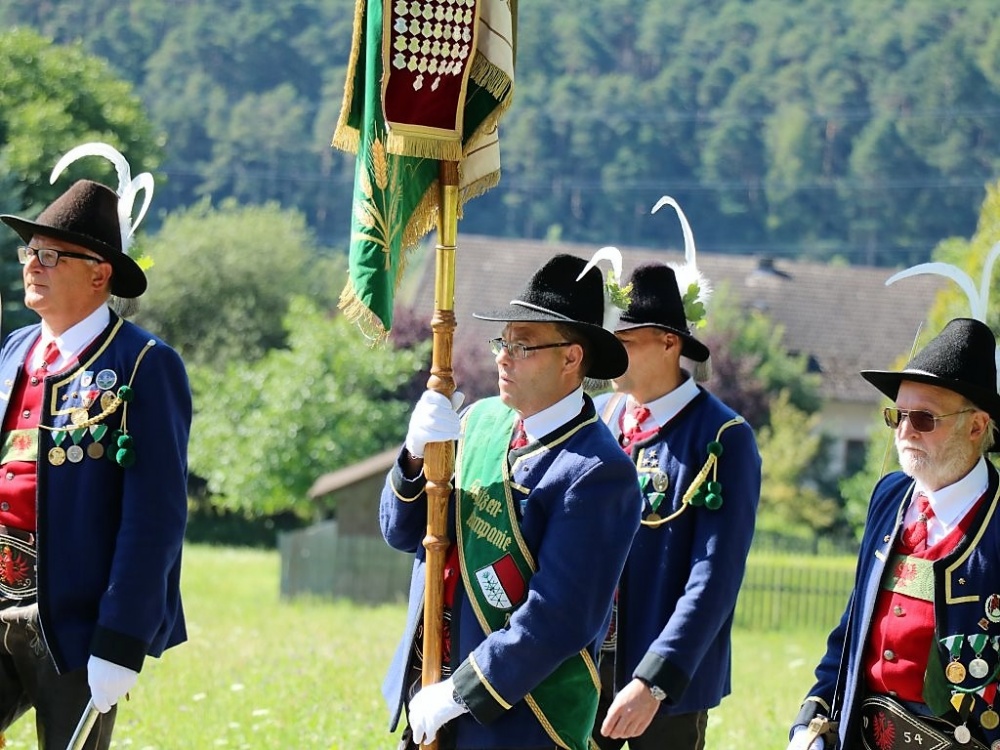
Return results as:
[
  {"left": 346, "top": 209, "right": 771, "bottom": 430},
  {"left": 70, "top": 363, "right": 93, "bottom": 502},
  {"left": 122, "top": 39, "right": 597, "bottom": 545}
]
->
[
  {"left": 652, "top": 195, "right": 713, "bottom": 380},
  {"left": 49, "top": 142, "right": 155, "bottom": 317},
  {"left": 652, "top": 195, "right": 712, "bottom": 328},
  {"left": 884, "top": 241, "right": 1000, "bottom": 391},
  {"left": 576, "top": 245, "right": 632, "bottom": 332},
  {"left": 50, "top": 142, "right": 154, "bottom": 259}
]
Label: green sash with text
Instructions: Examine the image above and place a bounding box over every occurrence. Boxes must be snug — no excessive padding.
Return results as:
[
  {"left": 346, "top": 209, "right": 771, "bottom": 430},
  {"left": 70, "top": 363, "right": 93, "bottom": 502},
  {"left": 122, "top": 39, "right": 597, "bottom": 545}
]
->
[{"left": 455, "top": 398, "right": 600, "bottom": 750}]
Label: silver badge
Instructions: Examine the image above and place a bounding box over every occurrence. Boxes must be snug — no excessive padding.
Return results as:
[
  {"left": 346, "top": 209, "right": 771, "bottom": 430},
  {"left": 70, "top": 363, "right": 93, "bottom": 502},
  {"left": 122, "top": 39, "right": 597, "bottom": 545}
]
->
[
  {"left": 969, "top": 658, "right": 990, "bottom": 680},
  {"left": 954, "top": 724, "right": 971, "bottom": 744},
  {"left": 651, "top": 471, "right": 670, "bottom": 493},
  {"left": 95, "top": 369, "right": 117, "bottom": 390}
]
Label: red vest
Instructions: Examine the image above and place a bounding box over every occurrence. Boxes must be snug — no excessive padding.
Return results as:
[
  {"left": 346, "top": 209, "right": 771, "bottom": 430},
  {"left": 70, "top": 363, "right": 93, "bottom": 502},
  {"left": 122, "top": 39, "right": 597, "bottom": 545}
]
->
[
  {"left": 864, "top": 495, "right": 984, "bottom": 701},
  {"left": 0, "top": 341, "right": 50, "bottom": 532}
]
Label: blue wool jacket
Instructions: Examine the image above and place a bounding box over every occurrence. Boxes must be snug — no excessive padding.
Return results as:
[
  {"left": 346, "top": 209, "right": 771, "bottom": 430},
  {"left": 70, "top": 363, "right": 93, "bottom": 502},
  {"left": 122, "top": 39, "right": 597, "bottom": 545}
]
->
[
  {"left": 380, "top": 394, "right": 641, "bottom": 749},
  {"left": 0, "top": 314, "right": 191, "bottom": 673},
  {"left": 596, "top": 388, "right": 761, "bottom": 713},
  {"left": 793, "top": 463, "right": 1000, "bottom": 749}
]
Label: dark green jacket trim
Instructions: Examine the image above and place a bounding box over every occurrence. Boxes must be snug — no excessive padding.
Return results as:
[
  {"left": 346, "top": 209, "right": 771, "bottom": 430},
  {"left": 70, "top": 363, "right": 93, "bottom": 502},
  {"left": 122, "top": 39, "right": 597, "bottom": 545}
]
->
[
  {"left": 453, "top": 657, "right": 508, "bottom": 724},
  {"left": 91, "top": 625, "right": 149, "bottom": 673},
  {"left": 635, "top": 651, "right": 689, "bottom": 705},
  {"left": 390, "top": 449, "right": 427, "bottom": 502}
]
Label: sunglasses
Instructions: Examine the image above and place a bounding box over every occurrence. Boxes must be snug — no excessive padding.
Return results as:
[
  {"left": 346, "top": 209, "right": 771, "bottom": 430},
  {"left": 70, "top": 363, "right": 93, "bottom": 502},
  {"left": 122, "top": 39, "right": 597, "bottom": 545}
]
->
[{"left": 882, "top": 406, "right": 976, "bottom": 433}]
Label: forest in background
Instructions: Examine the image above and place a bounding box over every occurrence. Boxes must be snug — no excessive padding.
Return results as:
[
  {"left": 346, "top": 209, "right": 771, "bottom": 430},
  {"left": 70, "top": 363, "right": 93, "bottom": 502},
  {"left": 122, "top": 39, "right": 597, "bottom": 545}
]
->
[
  {"left": 3, "top": 0, "right": 999, "bottom": 268},
  {"left": 7, "top": 0, "right": 997, "bottom": 538}
]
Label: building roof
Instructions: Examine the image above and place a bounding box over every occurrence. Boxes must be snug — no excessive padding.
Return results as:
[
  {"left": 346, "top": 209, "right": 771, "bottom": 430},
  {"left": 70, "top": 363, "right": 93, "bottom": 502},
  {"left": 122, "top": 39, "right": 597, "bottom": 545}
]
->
[
  {"left": 307, "top": 447, "right": 397, "bottom": 499},
  {"left": 403, "top": 235, "right": 949, "bottom": 404}
]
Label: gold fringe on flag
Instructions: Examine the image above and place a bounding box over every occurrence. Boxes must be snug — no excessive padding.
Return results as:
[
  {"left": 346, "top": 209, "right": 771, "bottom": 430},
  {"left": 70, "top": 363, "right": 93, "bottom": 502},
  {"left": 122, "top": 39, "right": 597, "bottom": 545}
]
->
[
  {"left": 330, "top": 0, "right": 367, "bottom": 155},
  {"left": 385, "top": 133, "right": 464, "bottom": 163}
]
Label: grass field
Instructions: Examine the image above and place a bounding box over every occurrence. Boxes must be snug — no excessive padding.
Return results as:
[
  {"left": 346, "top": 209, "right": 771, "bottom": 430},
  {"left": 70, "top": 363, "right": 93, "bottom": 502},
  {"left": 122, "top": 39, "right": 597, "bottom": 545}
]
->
[{"left": 3, "top": 545, "right": 832, "bottom": 749}]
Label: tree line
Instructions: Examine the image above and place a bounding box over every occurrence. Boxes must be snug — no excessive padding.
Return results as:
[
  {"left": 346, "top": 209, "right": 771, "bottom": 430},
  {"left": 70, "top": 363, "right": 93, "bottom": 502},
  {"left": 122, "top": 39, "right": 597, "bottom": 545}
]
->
[
  {"left": 3, "top": 1, "right": 999, "bottom": 543},
  {"left": 3, "top": 0, "right": 999, "bottom": 268}
]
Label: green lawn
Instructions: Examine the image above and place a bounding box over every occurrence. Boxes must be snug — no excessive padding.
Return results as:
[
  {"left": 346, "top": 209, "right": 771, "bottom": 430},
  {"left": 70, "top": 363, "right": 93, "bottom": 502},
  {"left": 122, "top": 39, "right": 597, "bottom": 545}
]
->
[{"left": 3, "top": 545, "right": 830, "bottom": 749}]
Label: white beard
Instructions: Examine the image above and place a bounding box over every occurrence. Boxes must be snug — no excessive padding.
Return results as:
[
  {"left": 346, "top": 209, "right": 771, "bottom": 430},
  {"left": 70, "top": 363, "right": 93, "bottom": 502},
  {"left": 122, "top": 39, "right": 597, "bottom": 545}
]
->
[{"left": 896, "top": 428, "right": 978, "bottom": 488}]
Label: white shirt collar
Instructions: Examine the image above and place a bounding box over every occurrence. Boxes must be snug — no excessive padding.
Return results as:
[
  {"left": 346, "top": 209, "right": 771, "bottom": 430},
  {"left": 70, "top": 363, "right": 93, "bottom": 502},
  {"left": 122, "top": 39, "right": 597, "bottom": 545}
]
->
[
  {"left": 915, "top": 456, "right": 989, "bottom": 541},
  {"left": 629, "top": 373, "right": 700, "bottom": 428},
  {"left": 521, "top": 386, "right": 585, "bottom": 442},
  {"left": 34, "top": 304, "right": 110, "bottom": 372}
]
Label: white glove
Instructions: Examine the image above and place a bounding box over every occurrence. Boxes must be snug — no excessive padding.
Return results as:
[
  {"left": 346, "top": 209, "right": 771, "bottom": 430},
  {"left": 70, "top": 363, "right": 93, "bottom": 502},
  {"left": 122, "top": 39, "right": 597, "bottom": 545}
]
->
[
  {"left": 408, "top": 676, "right": 468, "bottom": 745},
  {"left": 404, "top": 390, "right": 464, "bottom": 458},
  {"left": 786, "top": 724, "right": 825, "bottom": 750},
  {"left": 87, "top": 655, "right": 139, "bottom": 713}
]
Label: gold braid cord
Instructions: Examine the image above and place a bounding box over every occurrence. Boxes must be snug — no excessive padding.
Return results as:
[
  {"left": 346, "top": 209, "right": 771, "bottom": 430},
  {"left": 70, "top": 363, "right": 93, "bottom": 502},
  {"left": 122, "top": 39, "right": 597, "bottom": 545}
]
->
[
  {"left": 641, "top": 417, "right": 745, "bottom": 528},
  {"left": 38, "top": 340, "right": 155, "bottom": 434}
]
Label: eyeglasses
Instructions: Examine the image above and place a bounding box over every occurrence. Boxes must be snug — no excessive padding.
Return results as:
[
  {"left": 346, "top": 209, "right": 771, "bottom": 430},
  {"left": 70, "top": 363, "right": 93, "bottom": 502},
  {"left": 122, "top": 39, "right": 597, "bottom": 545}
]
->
[
  {"left": 18, "top": 245, "right": 104, "bottom": 268},
  {"left": 489, "top": 338, "right": 573, "bottom": 360},
  {"left": 882, "top": 406, "right": 976, "bottom": 433}
]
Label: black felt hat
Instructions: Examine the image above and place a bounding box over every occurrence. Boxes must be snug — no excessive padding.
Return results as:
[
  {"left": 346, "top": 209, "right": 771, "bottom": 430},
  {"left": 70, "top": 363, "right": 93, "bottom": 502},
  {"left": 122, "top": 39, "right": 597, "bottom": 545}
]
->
[
  {"left": 474, "top": 253, "right": 629, "bottom": 379},
  {"left": 615, "top": 263, "right": 710, "bottom": 363},
  {"left": 861, "top": 318, "right": 1000, "bottom": 426},
  {"left": 2, "top": 180, "right": 147, "bottom": 298}
]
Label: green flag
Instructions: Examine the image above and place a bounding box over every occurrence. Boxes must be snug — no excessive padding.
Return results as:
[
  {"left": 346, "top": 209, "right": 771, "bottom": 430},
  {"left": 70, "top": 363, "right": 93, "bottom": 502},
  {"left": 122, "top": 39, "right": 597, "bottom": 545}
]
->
[{"left": 333, "top": 0, "right": 515, "bottom": 341}]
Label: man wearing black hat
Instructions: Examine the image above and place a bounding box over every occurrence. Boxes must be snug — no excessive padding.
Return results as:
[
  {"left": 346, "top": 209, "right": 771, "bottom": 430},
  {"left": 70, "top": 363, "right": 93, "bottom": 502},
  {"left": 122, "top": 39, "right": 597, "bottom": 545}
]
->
[
  {"left": 379, "top": 254, "right": 642, "bottom": 750},
  {"left": 0, "top": 165, "right": 190, "bottom": 748},
  {"left": 591, "top": 262, "right": 761, "bottom": 750},
  {"left": 787, "top": 318, "right": 1000, "bottom": 750}
]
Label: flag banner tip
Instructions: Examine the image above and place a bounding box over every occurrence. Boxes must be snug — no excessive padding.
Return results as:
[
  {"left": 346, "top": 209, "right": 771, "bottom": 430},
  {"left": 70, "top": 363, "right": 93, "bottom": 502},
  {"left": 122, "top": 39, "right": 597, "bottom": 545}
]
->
[
  {"left": 332, "top": 126, "right": 360, "bottom": 155},
  {"left": 338, "top": 282, "right": 390, "bottom": 345},
  {"left": 460, "top": 172, "right": 501, "bottom": 205},
  {"left": 470, "top": 56, "right": 514, "bottom": 103}
]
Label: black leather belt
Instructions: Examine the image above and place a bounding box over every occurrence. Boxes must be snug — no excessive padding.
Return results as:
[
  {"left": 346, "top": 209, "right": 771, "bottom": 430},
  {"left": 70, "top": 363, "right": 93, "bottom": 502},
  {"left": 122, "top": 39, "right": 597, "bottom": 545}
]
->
[
  {"left": 861, "top": 694, "right": 987, "bottom": 750},
  {"left": 0, "top": 525, "right": 37, "bottom": 600}
]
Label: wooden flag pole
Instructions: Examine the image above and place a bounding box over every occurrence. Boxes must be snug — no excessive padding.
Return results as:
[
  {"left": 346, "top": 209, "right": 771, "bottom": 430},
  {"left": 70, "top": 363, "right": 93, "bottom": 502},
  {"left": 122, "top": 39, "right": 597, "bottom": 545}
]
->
[{"left": 419, "top": 160, "right": 460, "bottom": 750}]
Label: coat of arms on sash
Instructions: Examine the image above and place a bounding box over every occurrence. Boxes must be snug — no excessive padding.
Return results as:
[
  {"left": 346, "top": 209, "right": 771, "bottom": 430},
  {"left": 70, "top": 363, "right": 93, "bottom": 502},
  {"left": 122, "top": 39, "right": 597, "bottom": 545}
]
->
[{"left": 474, "top": 553, "right": 526, "bottom": 610}]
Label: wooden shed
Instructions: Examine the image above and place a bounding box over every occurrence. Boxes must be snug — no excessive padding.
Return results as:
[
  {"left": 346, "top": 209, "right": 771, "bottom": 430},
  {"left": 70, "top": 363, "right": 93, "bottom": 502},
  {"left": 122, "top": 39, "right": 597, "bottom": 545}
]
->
[{"left": 278, "top": 448, "right": 413, "bottom": 604}]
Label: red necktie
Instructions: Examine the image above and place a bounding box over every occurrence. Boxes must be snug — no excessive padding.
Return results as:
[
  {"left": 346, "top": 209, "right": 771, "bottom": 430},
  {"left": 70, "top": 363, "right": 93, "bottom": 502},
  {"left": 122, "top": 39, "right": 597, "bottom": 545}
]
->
[
  {"left": 621, "top": 405, "right": 657, "bottom": 450},
  {"left": 510, "top": 420, "right": 529, "bottom": 450},
  {"left": 32, "top": 341, "right": 60, "bottom": 379},
  {"left": 901, "top": 492, "right": 934, "bottom": 553}
]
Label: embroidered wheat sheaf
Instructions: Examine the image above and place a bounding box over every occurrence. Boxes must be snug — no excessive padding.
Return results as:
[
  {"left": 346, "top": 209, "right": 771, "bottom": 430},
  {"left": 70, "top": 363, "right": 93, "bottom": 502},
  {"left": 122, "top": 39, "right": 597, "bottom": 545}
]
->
[
  {"left": 372, "top": 139, "right": 389, "bottom": 190},
  {"left": 352, "top": 136, "right": 404, "bottom": 270}
]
